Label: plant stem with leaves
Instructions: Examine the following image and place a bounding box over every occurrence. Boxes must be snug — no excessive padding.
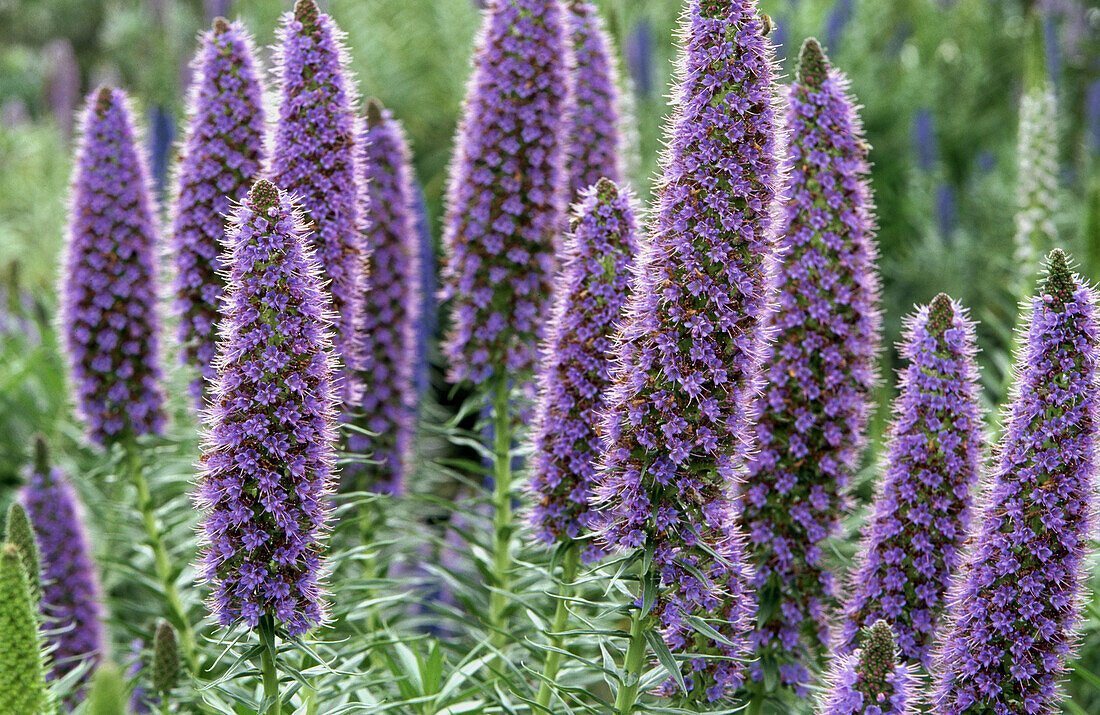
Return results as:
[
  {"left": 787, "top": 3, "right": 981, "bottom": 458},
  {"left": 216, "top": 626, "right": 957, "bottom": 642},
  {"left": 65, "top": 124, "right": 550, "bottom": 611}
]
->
[
  {"left": 535, "top": 541, "right": 581, "bottom": 708},
  {"left": 614, "top": 602, "right": 648, "bottom": 714},
  {"left": 257, "top": 615, "right": 281, "bottom": 715},
  {"left": 488, "top": 376, "right": 514, "bottom": 650}
]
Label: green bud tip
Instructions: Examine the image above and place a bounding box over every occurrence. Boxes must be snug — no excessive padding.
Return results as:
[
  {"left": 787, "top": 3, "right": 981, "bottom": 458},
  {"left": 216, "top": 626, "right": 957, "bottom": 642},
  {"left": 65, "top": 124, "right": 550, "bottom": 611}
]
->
[
  {"left": 32, "top": 436, "right": 49, "bottom": 475},
  {"left": 213, "top": 17, "right": 231, "bottom": 34},
  {"left": 1044, "top": 249, "right": 1074, "bottom": 306},
  {"left": 857, "top": 620, "right": 896, "bottom": 687},
  {"left": 927, "top": 293, "right": 955, "bottom": 336},
  {"left": 4, "top": 504, "right": 40, "bottom": 600},
  {"left": 153, "top": 619, "right": 180, "bottom": 695},
  {"left": 86, "top": 663, "right": 128, "bottom": 715},
  {"left": 593, "top": 176, "right": 619, "bottom": 201},
  {"left": 249, "top": 180, "right": 280, "bottom": 212},
  {"left": 294, "top": 0, "right": 320, "bottom": 29},
  {"left": 366, "top": 98, "right": 385, "bottom": 128},
  {"left": 797, "top": 37, "right": 830, "bottom": 89},
  {"left": 94, "top": 86, "right": 114, "bottom": 114}
]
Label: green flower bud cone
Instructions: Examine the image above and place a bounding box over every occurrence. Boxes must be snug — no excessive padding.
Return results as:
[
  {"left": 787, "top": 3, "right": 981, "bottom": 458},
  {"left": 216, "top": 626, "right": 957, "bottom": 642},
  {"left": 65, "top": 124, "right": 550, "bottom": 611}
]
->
[
  {"left": 4, "top": 502, "right": 41, "bottom": 602},
  {"left": 152, "top": 619, "right": 179, "bottom": 697},
  {"left": 0, "top": 543, "right": 48, "bottom": 714},
  {"left": 85, "top": 662, "right": 129, "bottom": 715}
]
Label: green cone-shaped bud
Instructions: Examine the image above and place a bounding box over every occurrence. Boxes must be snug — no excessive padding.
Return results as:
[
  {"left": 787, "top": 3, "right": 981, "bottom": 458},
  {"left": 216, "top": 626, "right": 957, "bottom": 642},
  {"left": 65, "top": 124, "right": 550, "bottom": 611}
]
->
[
  {"left": 4, "top": 502, "right": 41, "bottom": 602},
  {"left": 0, "top": 543, "right": 48, "bottom": 714},
  {"left": 85, "top": 662, "right": 130, "bottom": 715},
  {"left": 153, "top": 619, "right": 179, "bottom": 697},
  {"left": 856, "top": 621, "right": 897, "bottom": 696}
]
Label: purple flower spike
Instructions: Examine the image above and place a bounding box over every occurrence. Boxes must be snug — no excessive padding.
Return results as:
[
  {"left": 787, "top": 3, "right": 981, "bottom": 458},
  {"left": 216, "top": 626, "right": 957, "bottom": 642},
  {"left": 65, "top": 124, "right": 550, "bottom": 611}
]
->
[
  {"left": 352, "top": 100, "right": 422, "bottom": 494},
  {"left": 61, "top": 86, "right": 166, "bottom": 446},
  {"left": 22, "top": 438, "right": 104, "bottom": 698},
  {"left": 837, "top": 295, "right": 985, "bottom": 669},
  {"left": 272, "top": 0, "right": 366, "bottom": 404},
  {"left": 933, "top": 250, "right": 1099, "bottom": 715},
  {"left": 440, "top": 0, "right": 571, "bottom": 385},
  {"left": 566, "top": 0, "right": 624, "bottom": 197},
  {"left": 171, "top": 18, "right": 268, "bottom": 410},
  {"left": 741, "top": 38, "right": 881, "bottom": 692},
  {"left": 528, "top": 178, "right": 638, "bottom": 562},
  {"left": 818, "top": 621, "right": 919, "bottom": 715},
  {"left": 195, "top": 180, "right": 338, "bottom": 636},
  {"left": 592, "top": 0, "right": 782, "bottom": 701}
]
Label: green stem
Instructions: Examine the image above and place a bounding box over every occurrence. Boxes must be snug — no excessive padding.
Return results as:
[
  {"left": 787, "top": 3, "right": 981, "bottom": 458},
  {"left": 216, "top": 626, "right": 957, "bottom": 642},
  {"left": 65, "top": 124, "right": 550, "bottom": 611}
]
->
[
  {"left": 534, "top": 542, "right": 581, "bottom": 709},
  {"left": 258, "top": 616, "right": 281, "bottom": 715},
  {"left": 488, "top": 376, "right": 514, "bottom": 649},
  {"left": 127, "top": 444, "right": 200, "bottom": 677},
  {"left": 745, "top": 696, "right": 764, "bottom": 715},
  {"left": 614, "top": 606, "right": 648, "bottom": 715}
]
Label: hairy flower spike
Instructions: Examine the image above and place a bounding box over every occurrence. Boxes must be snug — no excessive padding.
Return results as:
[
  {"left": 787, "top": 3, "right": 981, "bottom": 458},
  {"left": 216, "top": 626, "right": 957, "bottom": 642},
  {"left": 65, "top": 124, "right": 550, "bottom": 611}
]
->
[
  {"left": 152, "top": 620, "right": 179, "bottom": 698},
  {"left": 440, "top": 0, "right": 572, "bottom": 385},
  {"left": 741, "top": 38, "right": 881, "bottom": 692},
  {"left": 351, "top": 99, "right": 421, "bottom": 493},
  {"left": 528, "top": 179, "right": 638, "bottom": 561},
  {"left": 61, "top": 86, "right": 166, "bottom": 445},
  {"left": 818, "top": 621, "right": 918, "bottom": 715},
  {"left": 5, "top": 502, "right": 40, "bottom": 603},
  {"left": 272, "top": 0, "right": 366, "bottom": 403},
  {"left": 22, "top": 438, "right": 104, "bottom": 696},
  {"left": 593, "top": 0, "right": 782, "bottom": 701},
  {"left": 933, "top": 250, "right": 1099, "bottom": 714},
  {"left": 565, "top": 0, "right": 624, "bottom": 197},
  {"left": 195, "top": 179, "right": 339, "bottom": 636},
  {"left": 0, "top": 544, "right": 48, "bottom": 715},
  {"left": 837, "top": 295, "right": 984, "bottom": 668},
  {"left": 171, "top": 18, "right": 268, "bottom": 409}
]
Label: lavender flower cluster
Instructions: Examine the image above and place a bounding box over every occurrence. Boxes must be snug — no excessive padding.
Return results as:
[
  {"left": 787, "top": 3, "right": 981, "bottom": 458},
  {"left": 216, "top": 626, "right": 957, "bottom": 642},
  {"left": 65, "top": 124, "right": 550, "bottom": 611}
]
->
[
  {"left": 195, "top": 180, "right": 338, "bottom": 636},
  {"left": 528, "top": 178, "right": 638, "bottom": 561},
  {"left": 741, "top": 38, "right": 881, "bottom": 691},
  {"left": 351, "top": 100, "right": 422, "bottom": 494},
  {"left": 61, "top": 86, "right": 166, "bottom": 445},
  {"left": 593, "top": 0, "right": 781, "bottom": 700},
  {"left": 441, "top": 0, "right": 571, "bottom": 385},
  {"left": 271, "top": 0, "right": 366, "bottom": 404},
  {"left": 838, "top": 295, "right": 984, "bottom": 667},
  {"left": 933, "top": 251, "right": 1098, "bottom": 714},
  {"left": 171, "top": 18, "right": 267, "bottom": 409}
]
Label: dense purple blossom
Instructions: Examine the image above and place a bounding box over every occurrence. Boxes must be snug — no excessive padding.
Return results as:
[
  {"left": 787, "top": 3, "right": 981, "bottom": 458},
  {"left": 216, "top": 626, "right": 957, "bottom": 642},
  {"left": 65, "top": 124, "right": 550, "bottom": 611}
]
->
[
  {"left": 741, "top": 38, "right": 880, "bottom": 692},
  {"left": 818, "top": 621, "right": 919, "bottom": 715},
  {"left": 440, "top": 0, "right": 571, "bottom": 385},
  {"left": 171, "top": 18, "right": 268, "bottom": 409},
  {"left": 528, "top": 178, "right": 638, "bottom": 562},
  {"left": 592, "top": 0, "right": 781, "bottom": 701},
  {"left": 933, "top": 250, "right": 1098, "bottom": 714},
  {"left": 61, "top": 86, "right": 166, "bottom": 445},
  {"left": 22, "top": 439, "right": 104, "bottom": 695},
  {"left": 195, "top": 180, "right": 338, "bottom": 636},
  {"left": 351, "top": 100, "right": 421, "bottom": 494},
  {"left": 837, "top": 295, "right": 984, "bottom": 668},
  {"left": 565, "top": 0, "right": 623, "bottom": 197},
  {"left": 271, "top": 0, "right": 366, "bottom": 403}
]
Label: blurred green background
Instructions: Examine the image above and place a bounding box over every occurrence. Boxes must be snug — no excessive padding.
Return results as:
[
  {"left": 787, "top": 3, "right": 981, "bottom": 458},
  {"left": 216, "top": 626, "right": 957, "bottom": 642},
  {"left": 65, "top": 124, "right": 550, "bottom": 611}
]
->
[{"left": 0, "top": 0, "right": 1098, "bottom": 707}]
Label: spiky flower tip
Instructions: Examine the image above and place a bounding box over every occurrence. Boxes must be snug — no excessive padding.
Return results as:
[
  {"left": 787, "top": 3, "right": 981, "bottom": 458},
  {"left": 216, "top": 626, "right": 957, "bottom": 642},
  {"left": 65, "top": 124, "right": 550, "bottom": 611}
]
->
[
  {"left": 527, "top": 178, "right": 638, "bottom": 562},
  {"left": 933, "top": 250, "right": 1098, "bottom": 714},
  {"left": 740, "top": 37, "right": 881, "bottom": 692},
  {"left": 171, "top": 17, "right": 268, "bottom": 410},
  {"left": 0, "top": 544, "right": 48, "bottom": 714},
  {"left": 22, "top": 437, "right": 104, "bottom": 692},
  {"left": 440, "top": 0, "right": 571, "bottom": 386},
  {"left": 1013, "top": 81, "right": 1059, "bottom": 290},
  {"left": 5, "top": 502, "right": 41, "bottom": 602},
  {"left": 818, "top": 621, "right": 919, "bottom": 715},
  {"left": 272, "top": 0, "right": 366, "bottom": 404},
  {"left": 195, "top": 179, "right": 339, "bottom": 636},
  {"left": 349, "top": 100, "right": 422, "bottom": 494},
  {"left": 592, "top": 0, "right": 781, "bottom": 701},
  {"left": 565, "top": 0, "right": 625, "bottom": 197},
  {"left": 837, "top": 295, "right": 984, "bottom": 668},
  {"left": 61, "top": 86, "right": 166, "bottom": 446}
]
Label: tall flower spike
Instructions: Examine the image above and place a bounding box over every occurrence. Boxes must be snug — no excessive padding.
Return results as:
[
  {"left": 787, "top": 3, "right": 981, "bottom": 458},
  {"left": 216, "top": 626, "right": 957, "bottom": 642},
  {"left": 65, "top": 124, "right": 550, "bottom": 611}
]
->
[
  {"left": 22, "top": 437, "right": 105, "bottom": 694},
  {"left": 61, "top": 86, "right": 166, "bottom": 445},
  {"left": 933, "top": 250, "right": 1098, "bottom": 714},
  {"left": 440, "top": 0, "right": 571, "bottom": 385},
  {"left": 740, "top": 38, "right": 881, "bottom": 692},
  {"left": 272, "top": 0, "right": 366, "bottom": 404},
  {"left": 350, "top": 99, "right": 422, "bottom": 494},
  {"left": 0, "top": 544, "right": 48, "bottom": 714},
  {"left": 837, "top": 295, "right": 984, "bottom": 668},
  {"left": 817, "top": 621, "right": 919, "bottom": 715},
  {"left": 528, "top": 178, "right": 638, "bottom": 562},
  {"left": 592, "top": 0, "right": 782, "bottom": 700},
  {"left": 195, "top": 179, "right": 338, "bottom": 636},
  {"left": 565, "top": 0, "right": 624, "bottom": 197},
  {"left": 171, "top": 17, "right": 268, "bottom": 410}
]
